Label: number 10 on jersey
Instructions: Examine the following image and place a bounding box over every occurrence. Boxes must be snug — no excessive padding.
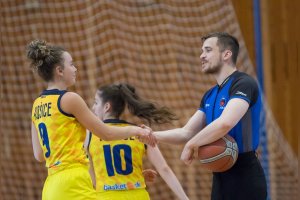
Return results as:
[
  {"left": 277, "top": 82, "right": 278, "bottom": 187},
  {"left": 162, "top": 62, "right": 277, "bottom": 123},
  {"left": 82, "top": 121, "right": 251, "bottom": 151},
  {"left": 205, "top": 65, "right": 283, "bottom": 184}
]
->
[{"left": 103, "top": 144, "right": 133, "bottom": 176}]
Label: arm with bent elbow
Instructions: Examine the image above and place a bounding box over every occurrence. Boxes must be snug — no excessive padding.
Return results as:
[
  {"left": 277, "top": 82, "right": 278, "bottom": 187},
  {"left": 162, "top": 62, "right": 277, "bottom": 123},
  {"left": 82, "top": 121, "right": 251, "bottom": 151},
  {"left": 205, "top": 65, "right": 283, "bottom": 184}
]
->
[
  {"left": 181, "top": 98, "right": 249, "bottom": 164},
  {"left": 61, "top": 92, "right": 155, "bottom": 145}
]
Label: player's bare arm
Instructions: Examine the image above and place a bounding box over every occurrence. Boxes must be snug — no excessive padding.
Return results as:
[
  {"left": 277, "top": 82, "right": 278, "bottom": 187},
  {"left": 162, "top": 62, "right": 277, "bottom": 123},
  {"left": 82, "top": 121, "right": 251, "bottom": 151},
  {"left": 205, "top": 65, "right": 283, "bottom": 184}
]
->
[
  {"left": 181, "top": 98, "right": 249, "bottom": 164},
  {"left": 31, "top": 122, "right": 45, "bottom": 162},
  {"left": 154, "top": 110, "right": 206, "bottom": 145},
  {"left": 61, "top": 92, "right": 155, "bottom": 145},
  {"left": 147, "top": 146, "right": 189, "bottom": 200}
]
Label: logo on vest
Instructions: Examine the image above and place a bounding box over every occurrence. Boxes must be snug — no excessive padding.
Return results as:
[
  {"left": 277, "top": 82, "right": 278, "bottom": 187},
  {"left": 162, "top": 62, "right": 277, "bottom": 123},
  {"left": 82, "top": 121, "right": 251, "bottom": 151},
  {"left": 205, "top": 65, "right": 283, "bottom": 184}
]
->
[{"left": 220, "top": 98, "right": 226, "bottom": 109}]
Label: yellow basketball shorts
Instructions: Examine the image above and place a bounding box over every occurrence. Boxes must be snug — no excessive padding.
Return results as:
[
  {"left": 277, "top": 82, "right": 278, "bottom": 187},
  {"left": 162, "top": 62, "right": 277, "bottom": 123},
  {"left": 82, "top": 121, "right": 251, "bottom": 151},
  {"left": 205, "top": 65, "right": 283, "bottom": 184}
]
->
[
  {"left": 96, "top": 189, "right": 150, "bottom": 200},
  {"left": 42, "top": 165, "right": 96, "bottom": 200}
]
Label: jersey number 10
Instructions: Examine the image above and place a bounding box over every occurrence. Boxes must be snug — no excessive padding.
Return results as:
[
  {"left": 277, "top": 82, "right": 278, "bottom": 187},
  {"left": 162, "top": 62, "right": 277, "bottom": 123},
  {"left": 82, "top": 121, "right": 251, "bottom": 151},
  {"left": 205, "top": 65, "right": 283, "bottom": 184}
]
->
[{"left": 103, "top": 144, "right": 133, "bottom": 177}]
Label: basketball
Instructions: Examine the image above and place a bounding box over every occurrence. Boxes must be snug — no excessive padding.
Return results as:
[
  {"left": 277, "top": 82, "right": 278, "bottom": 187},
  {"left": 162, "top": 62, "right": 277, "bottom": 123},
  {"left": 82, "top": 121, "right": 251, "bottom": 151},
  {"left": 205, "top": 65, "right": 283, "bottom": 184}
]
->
[{"left": 198, "top": 135, "right": 238, "bottom": 172}]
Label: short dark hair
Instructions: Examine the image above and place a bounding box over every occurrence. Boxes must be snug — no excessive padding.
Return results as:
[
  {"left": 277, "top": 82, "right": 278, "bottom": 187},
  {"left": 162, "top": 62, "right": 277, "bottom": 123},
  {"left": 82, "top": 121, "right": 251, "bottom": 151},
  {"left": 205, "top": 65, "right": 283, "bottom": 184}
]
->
[{"left": 201, "top": 32, "right": 239, "bottom": 64}]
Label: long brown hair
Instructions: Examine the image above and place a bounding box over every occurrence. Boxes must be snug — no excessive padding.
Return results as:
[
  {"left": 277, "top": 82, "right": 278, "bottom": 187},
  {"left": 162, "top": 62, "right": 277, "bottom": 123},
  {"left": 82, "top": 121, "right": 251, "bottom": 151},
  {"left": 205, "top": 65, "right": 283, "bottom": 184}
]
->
[{"left": 98, "top": 83, "right": 177, "bottom": 125}]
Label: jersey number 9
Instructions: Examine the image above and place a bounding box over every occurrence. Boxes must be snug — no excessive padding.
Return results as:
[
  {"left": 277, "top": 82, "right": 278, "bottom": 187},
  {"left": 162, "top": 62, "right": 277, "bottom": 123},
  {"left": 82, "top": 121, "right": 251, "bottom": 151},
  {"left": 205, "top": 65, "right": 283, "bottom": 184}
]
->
[{"left": 38, "top": 123, "right": 51, "bottom": 158}]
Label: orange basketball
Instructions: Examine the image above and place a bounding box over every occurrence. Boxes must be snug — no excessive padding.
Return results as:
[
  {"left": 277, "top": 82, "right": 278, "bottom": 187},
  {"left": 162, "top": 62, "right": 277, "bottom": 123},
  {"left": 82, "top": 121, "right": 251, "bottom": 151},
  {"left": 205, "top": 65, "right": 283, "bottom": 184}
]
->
[{"left": 198, "top": 135, "right": 238, "bottom": 172}]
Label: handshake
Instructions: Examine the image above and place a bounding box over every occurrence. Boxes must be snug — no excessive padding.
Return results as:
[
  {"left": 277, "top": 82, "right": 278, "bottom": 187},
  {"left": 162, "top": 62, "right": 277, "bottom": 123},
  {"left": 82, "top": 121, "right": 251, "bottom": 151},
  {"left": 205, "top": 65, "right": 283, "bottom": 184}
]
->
[{"left": 135, "top": 124, "right": 157, "bottom": 147}]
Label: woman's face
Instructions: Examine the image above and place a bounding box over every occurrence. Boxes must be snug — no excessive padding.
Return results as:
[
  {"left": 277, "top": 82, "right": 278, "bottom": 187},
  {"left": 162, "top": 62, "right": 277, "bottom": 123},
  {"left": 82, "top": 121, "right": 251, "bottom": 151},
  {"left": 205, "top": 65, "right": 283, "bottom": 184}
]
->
[
  {"left": 60, "top": 51, "right": 77, "bottom": 87},
  {"left": 92, "top": 92, "right": 106, "bottom": 120}
]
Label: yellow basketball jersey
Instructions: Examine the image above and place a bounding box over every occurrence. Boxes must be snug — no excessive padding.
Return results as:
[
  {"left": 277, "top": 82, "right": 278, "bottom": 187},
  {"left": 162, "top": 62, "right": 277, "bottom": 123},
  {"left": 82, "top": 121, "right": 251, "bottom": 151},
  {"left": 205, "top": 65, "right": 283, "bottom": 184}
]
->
[
  {"left": 88, "top": 119, "right": 147, "bottom": 192},
  {"left": 32, "top": 89, "right": 88, "bottom": 175}
]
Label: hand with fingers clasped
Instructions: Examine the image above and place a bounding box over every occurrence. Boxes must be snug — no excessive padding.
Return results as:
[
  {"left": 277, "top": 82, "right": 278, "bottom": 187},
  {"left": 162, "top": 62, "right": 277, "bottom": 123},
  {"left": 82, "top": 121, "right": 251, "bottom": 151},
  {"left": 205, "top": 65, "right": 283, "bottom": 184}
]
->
[{"left": 137, "top": 124, "right": 157, "bottom": 147}]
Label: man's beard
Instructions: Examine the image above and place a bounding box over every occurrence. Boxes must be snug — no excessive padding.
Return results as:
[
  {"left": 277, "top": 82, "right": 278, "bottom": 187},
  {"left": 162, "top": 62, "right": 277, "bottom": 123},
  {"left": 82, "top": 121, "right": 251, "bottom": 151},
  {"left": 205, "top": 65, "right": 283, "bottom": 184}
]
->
[{"left": 203, "top": 63, "right": 222, "bottom": 74}]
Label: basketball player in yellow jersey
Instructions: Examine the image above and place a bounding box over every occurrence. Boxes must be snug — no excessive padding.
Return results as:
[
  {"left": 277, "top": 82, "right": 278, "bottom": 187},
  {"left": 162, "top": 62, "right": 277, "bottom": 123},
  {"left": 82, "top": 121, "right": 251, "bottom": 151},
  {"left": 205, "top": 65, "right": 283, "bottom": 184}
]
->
[
  {"left": 27, "top": 40, "right": 156, "bottom": 200},
  {"left": 85, "top": 83, "right": 189, "bottom": 200}
]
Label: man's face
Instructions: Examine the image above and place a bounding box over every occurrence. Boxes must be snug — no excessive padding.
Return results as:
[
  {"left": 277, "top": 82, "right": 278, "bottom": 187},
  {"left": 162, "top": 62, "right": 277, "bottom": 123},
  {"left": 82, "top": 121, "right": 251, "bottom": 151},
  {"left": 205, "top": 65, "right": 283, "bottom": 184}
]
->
[{"left": 199, "top": 37, "right": 223, "bottom": 74}]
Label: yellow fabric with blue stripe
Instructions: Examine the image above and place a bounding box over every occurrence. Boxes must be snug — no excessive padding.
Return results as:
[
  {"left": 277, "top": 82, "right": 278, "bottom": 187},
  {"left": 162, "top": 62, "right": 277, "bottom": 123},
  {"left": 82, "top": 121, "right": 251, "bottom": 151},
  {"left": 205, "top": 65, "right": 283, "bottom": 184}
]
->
[
  {"left": 88, "top": 119, "right": 147, "bottom": 194},
  {"left": 31, "top": 89, "right": 89, "bottom": 175}
]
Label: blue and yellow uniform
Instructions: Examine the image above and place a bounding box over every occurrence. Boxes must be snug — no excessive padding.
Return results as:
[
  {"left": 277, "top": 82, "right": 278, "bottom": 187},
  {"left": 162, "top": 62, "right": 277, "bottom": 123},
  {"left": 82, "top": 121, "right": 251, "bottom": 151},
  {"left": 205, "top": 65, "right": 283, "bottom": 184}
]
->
[
  {"left": 32, "top": 89, "right": 95, "bottom": 200},
  {"left": 87, "top": 119, "right": 149, "bottom": 200}
]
